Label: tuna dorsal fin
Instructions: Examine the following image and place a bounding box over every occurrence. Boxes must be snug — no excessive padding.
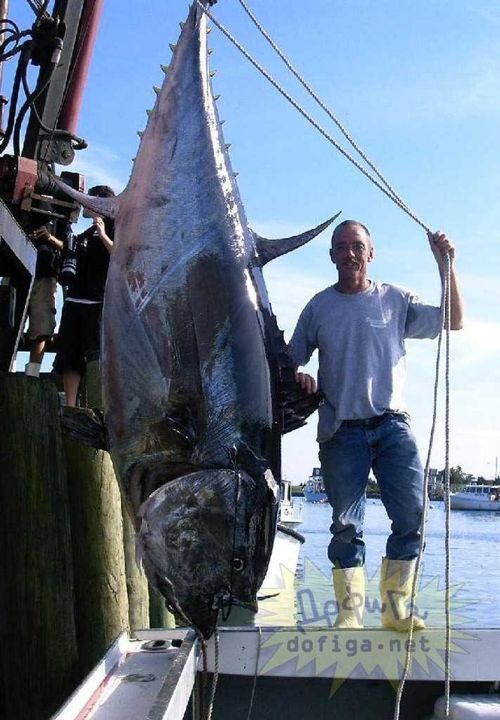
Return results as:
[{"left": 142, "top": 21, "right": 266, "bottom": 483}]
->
[
  {"left": 51, "top": 174, "right": 120, "bottom": 219},
  {"left": 252, "top": 211, "right": 341, "bottom": 265}
]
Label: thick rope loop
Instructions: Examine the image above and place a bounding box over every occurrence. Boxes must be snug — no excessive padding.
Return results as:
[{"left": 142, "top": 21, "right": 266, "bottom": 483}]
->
[
  {"left": 195, "top": 1, "right": 431, "bottom": 234},
  {"left": 393, "top": 253, "right": 452, "bottom": 720}
]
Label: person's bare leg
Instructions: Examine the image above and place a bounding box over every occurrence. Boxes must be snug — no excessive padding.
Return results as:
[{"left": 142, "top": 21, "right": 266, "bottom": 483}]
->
[
  {"left": 25, "top": 338, "right": 46, "bottom": 376},
  {"left": 63, "top": 370, "right": 81, "bottom": 407},
  {"left": 29, "top": 338, "right": 46, "bottom": 364}
]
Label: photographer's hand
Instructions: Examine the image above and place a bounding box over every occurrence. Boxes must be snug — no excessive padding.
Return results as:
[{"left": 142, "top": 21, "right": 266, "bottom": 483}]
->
[
  {"left": 31, "top": 225, "right": 63, "bottom": 250},
  {"left": 93, "top": 217, "right": 113, "bottom": 253}
]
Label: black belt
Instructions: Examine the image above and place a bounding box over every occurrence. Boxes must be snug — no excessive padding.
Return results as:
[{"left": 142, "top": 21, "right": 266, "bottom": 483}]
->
[{"left": 341, "top": 411, "right": 404, "bottom": 430}]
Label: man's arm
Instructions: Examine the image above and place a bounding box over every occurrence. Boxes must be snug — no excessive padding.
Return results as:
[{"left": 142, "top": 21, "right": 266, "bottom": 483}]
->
[
  {"left": 31, "top": 225, "right": 63, "bottom": 251},
  {"left": 427, "top": 230, "right": 464, "bottom": 330},
  {"left": 288, "top": 303, "right": 318, "bottom": 394}
]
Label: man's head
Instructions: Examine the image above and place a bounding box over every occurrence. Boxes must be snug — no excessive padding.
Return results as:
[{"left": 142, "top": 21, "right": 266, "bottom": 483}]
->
[
  {"left": 83, "top": 185, "right": 115, "bottom": 218},
  {"left": 329, "top": 220, "right": 374, "bottom": 282},
  {"left": 88, "top": 185, "right": 115, "bottom": 199}
]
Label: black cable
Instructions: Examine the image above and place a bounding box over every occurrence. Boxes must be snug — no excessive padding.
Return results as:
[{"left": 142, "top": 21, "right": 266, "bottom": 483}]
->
[
  {"left": 0, "top": 45, "right": 30, "bottom": 154},
  {"left": 0, "top": 30, "right": 31, "bottom": 62},
  {"left": 19, "top": 61, "right": 88, "bottom": 151},
  {"left": 0, "top": 19, "right": 21, "bottom": 33},
  {"left": 39, "top": 0, "right": 51, "bottom": 17},
  {"left": 26, "top": 0, "right": 42, "bottom": 15},
  {"left": 13, "top": 53, "right": 53, "bottom": 155}
]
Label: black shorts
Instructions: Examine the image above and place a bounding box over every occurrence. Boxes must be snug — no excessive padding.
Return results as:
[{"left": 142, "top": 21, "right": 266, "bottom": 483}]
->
[{"left": 53, "top": 301, "right": 103, "bottom": 375}]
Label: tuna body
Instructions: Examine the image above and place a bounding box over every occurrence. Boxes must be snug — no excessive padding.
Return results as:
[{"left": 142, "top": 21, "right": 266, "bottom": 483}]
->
[
  {"left": 55, "top": 1, "right": 330, "bottom": 637},
  {"left": 103, "top": 4, "right": 280, "bottom": 635}
]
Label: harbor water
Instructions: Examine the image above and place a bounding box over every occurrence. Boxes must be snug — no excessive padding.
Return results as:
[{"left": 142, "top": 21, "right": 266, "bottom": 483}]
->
[{"left": 257, "top": 498, "right": 500, "bottom": 629}]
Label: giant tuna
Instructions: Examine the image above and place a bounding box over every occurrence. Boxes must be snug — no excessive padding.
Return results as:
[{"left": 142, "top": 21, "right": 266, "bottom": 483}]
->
[{"left": 56, "top": 0, "right": 338, "bottom": 637}]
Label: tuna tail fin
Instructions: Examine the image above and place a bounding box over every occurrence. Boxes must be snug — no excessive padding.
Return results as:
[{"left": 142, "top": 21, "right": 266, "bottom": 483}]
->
[
  {"left": 60, "top": 407, "right": 109, "bottom": 450},
  {"left": 50, "top": 174, "right": 120, "bottom": 219},
  {"left": 252, "top": 210, "right": 341, "bottom": 265}
]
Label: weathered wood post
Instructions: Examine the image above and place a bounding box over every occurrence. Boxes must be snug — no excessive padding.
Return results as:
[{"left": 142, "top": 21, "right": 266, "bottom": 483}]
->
[
  {"left": 0, "top": 374, "right": 78, "bottom": 720},
  {"left": 122, "top": 506, "right": 150, "bottom": 631},
  {"left": 64, "top": 437, "right": 130, "bottom": 675}
]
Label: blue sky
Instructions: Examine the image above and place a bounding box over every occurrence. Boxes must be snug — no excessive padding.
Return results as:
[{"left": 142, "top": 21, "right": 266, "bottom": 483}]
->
[{"left": 10, "top": 1, "right": 500, "bottom": 482}]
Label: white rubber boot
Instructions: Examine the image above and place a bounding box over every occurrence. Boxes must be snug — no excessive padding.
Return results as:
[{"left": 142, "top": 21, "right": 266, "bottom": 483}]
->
[
  {"left": 25, "top": 362, "right": 41, "bottom": 377},
  {"left": 380, "top": 557, "right": 426, "bottom": 632},
  {"left": 332, "top": 566, "right": 365, "bottom": 629}
]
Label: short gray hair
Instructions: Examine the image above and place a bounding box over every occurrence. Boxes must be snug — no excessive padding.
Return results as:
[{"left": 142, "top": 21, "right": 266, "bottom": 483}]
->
[{"left": 331, "top": 220, "right": 371, "bottom": 248}]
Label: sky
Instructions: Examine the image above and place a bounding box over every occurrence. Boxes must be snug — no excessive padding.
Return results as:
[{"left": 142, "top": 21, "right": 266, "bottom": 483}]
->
[{"left": 8, "top": 1, "right": 500, "bottom": 483}]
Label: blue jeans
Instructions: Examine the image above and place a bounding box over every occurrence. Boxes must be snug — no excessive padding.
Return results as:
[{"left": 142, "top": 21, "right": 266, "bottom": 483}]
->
[{"left": 319, "top": 414, "right": 424, "bottom": 568}]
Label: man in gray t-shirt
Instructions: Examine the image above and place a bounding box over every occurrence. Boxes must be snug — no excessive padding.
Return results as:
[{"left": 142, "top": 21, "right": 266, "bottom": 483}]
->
[{"left": 289, "top": 220, "right": 464, "bottom": 631}]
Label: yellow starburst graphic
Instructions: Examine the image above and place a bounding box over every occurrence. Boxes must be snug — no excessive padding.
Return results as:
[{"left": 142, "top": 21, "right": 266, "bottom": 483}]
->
[{"left": 256, "top": 558, "right": 474, "bottom": 693}]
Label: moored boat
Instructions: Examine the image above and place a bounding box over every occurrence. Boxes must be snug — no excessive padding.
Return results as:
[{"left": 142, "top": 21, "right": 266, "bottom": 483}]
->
[
  {"left": 278, "top": 478, "right": 303, "bottom": 526},
  {"left": 303, "top": 467, "right": 328, "bottom": 503},
  {"left": 450, "top": 484, "right": 500, "bottom": 511},
  {"left": 260, "top": 523, "right": 305, "bottom": 590}
]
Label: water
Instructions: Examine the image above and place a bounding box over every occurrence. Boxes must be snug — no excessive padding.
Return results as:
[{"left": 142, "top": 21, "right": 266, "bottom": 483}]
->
[{"left": 258, "top": 498, "right": 500, "bottom": 628}]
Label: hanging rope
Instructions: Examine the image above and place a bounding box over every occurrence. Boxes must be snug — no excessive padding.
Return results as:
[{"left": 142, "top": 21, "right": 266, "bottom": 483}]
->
[
  {"left": 195, "top": 1, "right": 431, "bottom": 234},
  {"left": 443, "top": 254, "right": 452, "bottom": 718},
  {"left": 393, "top": 252, "right": 452, "bottom": 720},
  {"left": 236, "top": 0, "right": 412, "bottom": 215},
  {"left": 245, "top": 626, "right": 262, "bottom": 720},
  {"left": 205, "top": 628, "right": 220, "bottom": 720}
]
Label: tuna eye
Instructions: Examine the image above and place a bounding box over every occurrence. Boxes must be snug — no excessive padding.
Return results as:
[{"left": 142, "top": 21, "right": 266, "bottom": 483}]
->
[{"left": 233, "top": 558, "right": 244, "bottom": 572}]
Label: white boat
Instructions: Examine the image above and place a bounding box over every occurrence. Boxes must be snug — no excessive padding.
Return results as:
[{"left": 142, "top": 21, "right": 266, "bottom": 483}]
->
[
  {"left": 450, "top": 483, "right": 500, "bottom": 511},
  {"left": 278, "top": 478, "right": 303, "bottom": 526},
  {"left": 51, "top": 626, "right": 500, "bottom": 720},
  {"left": 261, "top": 478, "right": 304, "bottom": 589},
  {"left": 260, "top": 522, "right": 304, "bottom": 590}
]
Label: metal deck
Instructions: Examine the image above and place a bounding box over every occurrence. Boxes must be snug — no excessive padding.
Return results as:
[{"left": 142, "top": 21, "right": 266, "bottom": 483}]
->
[
  {"left": 51, "top": 630, "right": 198, "bottom": 720},
  {"left": 51, "top": 626, "right": 500, "bottom": 720}
]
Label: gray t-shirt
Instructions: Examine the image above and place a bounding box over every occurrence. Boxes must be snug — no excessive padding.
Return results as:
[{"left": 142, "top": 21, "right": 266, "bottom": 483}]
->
[{"left": 288, "top": 281, "right": 442, "bottom": 442}]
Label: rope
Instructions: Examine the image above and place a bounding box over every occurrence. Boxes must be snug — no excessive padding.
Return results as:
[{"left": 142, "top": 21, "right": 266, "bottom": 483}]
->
[
  {"left": 199, "top": 637, "right": 209, "bottom": 719},
  {"left": 205, "top": 628, "right": 220, "bottom": 720},
  {"left": 195, "top": 1, "right": 431, "bottom": 233},
  {"left": 393, "top": 253, "right": 452, "bottom": 720},
  {"left": 245, "top": 626, "right": 262, "bottom": 720},
  {"left": 236, "top": 0, "right": 412, "bottom": 215},
  {"left": 443, "top": 255, "right": 452, "bottom": 718}
]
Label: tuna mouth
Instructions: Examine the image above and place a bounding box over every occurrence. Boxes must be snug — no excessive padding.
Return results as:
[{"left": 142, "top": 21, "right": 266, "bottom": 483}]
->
[{"left": 137, "top": 467, "right": 276, "bottom": 638}]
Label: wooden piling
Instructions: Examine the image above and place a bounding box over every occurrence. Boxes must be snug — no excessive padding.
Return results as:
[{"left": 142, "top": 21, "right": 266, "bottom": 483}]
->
[
  {"left": 64, "top": 437, "right": 130, "bottom": 675},
  {"left": 122, "top": 505, "right": 150, "bottom": 632},
  {"left": 0, "top": 374, "right": 78, "bottom": 720}
]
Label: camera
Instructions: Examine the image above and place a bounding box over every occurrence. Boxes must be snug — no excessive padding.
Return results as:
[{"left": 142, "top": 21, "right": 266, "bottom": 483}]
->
[{"left": 59, "top": 230, "right": 77, "bottom": 284}]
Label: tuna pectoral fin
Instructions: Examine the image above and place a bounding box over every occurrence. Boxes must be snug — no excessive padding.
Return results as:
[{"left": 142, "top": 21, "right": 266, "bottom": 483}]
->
[
  {"left": 252, "top": 211, "right": 341, "bottom": 265},
  {"left": 50, "top": 174, "right": 119, "bottom": 219},
  {"left": 60, "top": 407, "right": 108, "bottom": 450},
  {"left": 279, "top": 366, "right": 323, "bottom": 434}
]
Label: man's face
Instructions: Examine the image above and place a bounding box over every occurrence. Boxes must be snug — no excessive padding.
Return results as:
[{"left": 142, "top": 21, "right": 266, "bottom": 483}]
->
[{"left": 329, "top": 224, "right": 374, "bottom": 278}]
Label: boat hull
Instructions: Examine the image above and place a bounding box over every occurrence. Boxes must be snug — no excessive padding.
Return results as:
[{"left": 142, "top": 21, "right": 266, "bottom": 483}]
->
[
  {"left": 303, "top": 487, "right": 328, "bottom": 503},
  {"left": 450, "top": 496, "right": 500, "bottom": 511}
]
